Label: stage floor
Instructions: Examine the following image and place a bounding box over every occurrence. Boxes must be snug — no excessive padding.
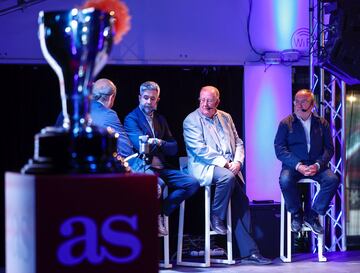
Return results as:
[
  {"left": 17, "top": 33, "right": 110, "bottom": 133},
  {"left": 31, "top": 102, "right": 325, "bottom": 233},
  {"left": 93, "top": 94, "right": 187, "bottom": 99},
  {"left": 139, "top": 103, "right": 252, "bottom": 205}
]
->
[
  {"left": 0, "top": 250, "right": 358, "bottom": 272},
  {"left": 160, "top": 250, "right": 360, "bottom": 273}
]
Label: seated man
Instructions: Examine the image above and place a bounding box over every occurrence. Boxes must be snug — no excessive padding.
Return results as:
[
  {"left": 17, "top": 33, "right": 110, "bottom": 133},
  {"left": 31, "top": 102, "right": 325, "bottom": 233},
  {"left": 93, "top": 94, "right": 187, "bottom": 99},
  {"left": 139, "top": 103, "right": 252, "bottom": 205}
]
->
[
  {"left": 55, "top": 78, "right": 134, "bottom": 159},
  {"left": 274, "top": 89, "right": 339, "bottom": 234},
  {"left": 183, "top": 85, "right": 271, "bottom": 265},
  {"left": 124, "top": 81, "right": 199, "bottom": 236}
]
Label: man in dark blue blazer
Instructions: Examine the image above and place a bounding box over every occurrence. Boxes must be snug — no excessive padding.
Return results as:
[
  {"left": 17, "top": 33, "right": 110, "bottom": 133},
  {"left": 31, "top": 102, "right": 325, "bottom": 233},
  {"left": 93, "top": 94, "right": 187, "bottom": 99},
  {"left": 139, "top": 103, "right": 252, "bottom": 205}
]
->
[
  {"left": 56, "top": 78, "right": 134, "bottom": 158},
  {"left": 124, "top": 81, "right": 199, "bottom": 236},
  {"left": 274, "top": 89, "right": 339, "bottom": 234}
]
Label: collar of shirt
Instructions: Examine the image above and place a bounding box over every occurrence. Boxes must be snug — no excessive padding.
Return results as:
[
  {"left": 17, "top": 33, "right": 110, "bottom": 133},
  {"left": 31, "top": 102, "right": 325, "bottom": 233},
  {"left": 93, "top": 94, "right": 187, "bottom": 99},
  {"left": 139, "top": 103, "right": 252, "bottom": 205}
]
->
[
  {"left": 139, "top": 107, "right": 154, "bottom": 119},
  {"left": 197, "top": 108, "right": 218, "bottom": 122},
  {"left": 295, "top": 112, "right": 312, "bottom": 122}
]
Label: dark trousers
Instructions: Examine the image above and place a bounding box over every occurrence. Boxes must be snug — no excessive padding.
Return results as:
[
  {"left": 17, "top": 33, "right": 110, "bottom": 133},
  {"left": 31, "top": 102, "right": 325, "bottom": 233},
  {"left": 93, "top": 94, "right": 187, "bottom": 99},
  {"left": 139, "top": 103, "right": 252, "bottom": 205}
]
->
[
  {"left": 150, "top": 167, "right": 199, "bottom": 216},
  {"left": 212, "top": 166, "right": 258, "bottom": 258},
  {"left": 279, "top": 167, "right": 339, "bottom": 215}
]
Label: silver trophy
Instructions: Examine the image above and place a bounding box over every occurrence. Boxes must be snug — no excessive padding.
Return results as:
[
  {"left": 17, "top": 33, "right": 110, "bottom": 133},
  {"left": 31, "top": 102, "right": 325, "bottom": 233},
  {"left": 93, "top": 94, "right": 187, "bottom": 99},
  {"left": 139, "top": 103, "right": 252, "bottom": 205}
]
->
[{"left": 22, "top": 8, "right": 124, "bottom": 173}]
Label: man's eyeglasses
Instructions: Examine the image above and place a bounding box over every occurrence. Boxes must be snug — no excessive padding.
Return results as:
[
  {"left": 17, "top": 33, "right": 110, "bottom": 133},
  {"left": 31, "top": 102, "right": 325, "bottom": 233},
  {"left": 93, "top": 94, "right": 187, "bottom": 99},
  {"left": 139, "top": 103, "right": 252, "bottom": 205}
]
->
[
  {"left": 199, "top": 98, "right": 216, "bottom": 104},
  {"left": 293, "top": 99, "right": 310, "bottom": 105}
]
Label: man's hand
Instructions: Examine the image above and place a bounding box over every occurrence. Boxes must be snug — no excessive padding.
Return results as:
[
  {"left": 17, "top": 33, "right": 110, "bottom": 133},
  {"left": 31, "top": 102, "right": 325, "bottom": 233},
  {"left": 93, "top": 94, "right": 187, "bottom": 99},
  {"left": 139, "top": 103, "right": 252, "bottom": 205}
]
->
[
  {"left": 228, "top": 161, "right": 241, "bottom": 175},
  {"left": 297, "top": 164, "right": 309, "bottom": 176},
  {"left": 297, "top": 164, "right": 318, "bottom": 176},
  {"left": 305, "top": 164, "right": 318, "bottom": 176},
  {"left": 148, "top": 138, "right": 163, "bottom": 147}
]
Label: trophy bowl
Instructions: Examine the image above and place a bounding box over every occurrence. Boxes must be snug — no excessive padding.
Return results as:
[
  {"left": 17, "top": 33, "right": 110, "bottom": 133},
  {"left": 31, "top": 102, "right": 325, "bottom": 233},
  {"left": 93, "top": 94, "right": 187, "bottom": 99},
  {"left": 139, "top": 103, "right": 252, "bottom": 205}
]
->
[{"left": 22, "top": 8, "right": 125, "bottom": 174}]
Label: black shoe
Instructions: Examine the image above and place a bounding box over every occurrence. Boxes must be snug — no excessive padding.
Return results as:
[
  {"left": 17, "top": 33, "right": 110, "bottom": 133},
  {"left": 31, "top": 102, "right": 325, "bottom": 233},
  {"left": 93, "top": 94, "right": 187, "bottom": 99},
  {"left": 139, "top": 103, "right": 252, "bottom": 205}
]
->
[
  {"left": 291, "top": 212, "right": 303, "bottom": 233},
  {"left": 210, "top": 215, "right": 227, "bottom": 235},
  {"left": 241, "top": 252, "right": 272, "bottom": 265},
  {"left": 304, "top": 215, "right": 323, "bottom": 235}
]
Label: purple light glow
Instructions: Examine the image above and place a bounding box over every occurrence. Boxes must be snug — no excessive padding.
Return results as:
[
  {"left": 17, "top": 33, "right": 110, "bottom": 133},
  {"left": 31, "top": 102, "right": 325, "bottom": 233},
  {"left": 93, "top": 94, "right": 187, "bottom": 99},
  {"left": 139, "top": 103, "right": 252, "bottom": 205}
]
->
[
  {"left": 251, "top": 0, "right": 308, "bottom": 51},
  {"left": 244, "top": 65, "right": 292, "bottom": 202}
]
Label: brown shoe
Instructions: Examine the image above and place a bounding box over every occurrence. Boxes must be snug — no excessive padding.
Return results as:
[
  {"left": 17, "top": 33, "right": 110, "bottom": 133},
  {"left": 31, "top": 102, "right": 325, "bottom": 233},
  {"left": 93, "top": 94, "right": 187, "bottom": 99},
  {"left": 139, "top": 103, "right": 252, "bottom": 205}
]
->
[{"left": 158, "top": 214, "right": 168, "bottom": 237}]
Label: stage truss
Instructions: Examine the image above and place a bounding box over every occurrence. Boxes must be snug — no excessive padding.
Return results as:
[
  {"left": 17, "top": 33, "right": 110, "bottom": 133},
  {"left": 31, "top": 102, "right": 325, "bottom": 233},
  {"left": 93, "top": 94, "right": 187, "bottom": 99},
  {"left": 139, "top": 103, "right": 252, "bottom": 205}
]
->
[{"left": 309, "top": 0, "right": 346, "bottom": 252}]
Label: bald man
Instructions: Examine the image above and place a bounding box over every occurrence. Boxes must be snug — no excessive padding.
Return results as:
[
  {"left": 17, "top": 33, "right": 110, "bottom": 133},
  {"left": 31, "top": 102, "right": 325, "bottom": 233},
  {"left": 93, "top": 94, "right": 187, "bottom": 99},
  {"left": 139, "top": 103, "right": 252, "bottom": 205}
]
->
[
  {"left": 183, "top": 85, "right": 271, "bottom": 265},
  {"left": 274, "top": 89, "right": 339, "bottom": 234}
]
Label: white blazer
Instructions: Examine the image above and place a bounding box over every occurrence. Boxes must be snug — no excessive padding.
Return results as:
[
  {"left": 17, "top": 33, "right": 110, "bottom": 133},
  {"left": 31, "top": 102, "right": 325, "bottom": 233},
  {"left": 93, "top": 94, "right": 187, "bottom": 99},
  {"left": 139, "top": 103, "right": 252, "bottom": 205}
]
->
[{"left": 183, "top": 109, "right": 244, "bottom": 186}]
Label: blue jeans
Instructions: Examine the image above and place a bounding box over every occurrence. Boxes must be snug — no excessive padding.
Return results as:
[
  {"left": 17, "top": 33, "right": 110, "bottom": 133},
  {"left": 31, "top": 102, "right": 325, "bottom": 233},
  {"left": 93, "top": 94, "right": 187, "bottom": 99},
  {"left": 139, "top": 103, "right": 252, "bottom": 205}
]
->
[
  {"left": 279, "top": 167, "right": 339, "bottom": 215},
  {"left": 149, "top": 167, "right": 199, "bottom": 216}
]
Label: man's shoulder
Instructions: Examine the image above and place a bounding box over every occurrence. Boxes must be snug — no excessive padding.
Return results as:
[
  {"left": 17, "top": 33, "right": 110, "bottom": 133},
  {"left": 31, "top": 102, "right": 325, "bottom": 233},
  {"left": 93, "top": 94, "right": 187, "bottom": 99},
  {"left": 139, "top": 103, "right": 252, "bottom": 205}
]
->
[
  {"left": 217, "top": 109, "right": 231, "bottom": 118},
  {"left": 312, "top": 114, "right": 328, "bottom": 126},
  {"left": 184, "top": 109, "right": 200, "bottom": 122},
  {"left": 279, "top": 114, "right": 295, "bottom": 125},
  {"left": 125, "top": 107, "right": 140, "bottom": 120},
  {"left": 90, "top": 100, "right": 104, "bottom": 112},
  {"left": 91, "top": 101, "right": 115, "bottom": 119},
  {"left": 153, "top": 111, "right": 167, "bottom": 121}
]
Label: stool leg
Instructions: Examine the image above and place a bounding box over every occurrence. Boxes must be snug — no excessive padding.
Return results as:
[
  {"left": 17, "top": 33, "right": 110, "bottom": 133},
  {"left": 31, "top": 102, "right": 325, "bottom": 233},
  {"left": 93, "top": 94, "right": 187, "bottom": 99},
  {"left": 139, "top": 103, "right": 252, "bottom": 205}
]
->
[
  {"left": 280, "top": 193, "right": 292, "bottom": 262},
  {"left": 176, "top": 195, "right": 210, "bottom": 267},
  {"left": 204, "top": 185, "right": 211, "bottom": 267},
  {"left": 162, "top": 215, "right": 172, "bottom": 268},
  {"left": 176, "top": 201, "right": 185, "bottom": 265},
  {"left": 225, "top": 200, "right": 235, "bottom": 264},
  {"left": 317, "top": 216, "right": 327, "bottom": 262},
  {"left": 286, "top": 211, "right": 292, "bottom": 262},
  {"left": 160, "top": 187, "right": 172, "bottom": 268}
]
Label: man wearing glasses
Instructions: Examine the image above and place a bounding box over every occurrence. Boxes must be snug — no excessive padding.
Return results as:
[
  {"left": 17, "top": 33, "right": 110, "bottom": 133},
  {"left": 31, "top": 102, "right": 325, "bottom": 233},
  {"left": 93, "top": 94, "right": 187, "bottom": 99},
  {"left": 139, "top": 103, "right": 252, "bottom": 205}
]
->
[
  {"left": 274, "top": 89, "right": 339, "bottom": 234},
  {"left": 183, "top": 85, "right": 271, "bottom": 265}
]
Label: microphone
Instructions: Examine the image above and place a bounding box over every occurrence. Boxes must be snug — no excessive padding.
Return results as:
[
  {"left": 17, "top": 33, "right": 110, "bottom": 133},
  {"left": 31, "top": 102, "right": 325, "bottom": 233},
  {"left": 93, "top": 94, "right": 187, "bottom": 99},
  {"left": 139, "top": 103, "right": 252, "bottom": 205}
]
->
[{"left": 301, "top": 104, "right": 312, "bottom": 112}]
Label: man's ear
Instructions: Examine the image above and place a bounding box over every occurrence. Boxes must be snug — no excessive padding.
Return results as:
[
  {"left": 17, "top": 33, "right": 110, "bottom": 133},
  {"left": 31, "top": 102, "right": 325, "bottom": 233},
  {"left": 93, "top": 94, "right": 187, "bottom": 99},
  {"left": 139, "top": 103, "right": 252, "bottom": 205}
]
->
[{"left": 215, "top": 98, "right": 220, "bottom": 108}]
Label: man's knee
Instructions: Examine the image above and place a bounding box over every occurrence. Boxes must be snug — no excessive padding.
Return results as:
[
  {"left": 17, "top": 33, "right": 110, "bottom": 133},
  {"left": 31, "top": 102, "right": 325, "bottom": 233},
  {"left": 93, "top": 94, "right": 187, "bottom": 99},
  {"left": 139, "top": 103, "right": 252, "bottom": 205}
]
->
[
  {"left": 223, "top": 170, "right": 237, "bottom": 183},
  {"left": 279, "top": 172, "right": 293, "bottom": 190},
  {"left": 185, "top": 176, "right": 200, "bottom": 195},
  {"left": 324, "top": 172, "right": 340, "bottom": 189}
]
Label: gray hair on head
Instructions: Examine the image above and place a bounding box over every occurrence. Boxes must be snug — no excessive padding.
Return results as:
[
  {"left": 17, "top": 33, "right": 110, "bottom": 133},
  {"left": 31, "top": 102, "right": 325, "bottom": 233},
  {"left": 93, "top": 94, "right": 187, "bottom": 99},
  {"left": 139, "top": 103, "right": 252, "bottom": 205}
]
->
[
  {"left": 139, "top": 81, "right": 160, "bottom": 96},
  {"left": 200, "top": 85, "right": 220, "bottom": 99},
  {"left": 296, "top": 88, "right": 315, "bottom": 104},
  {"left": 92, "top": 78, "right": 117, "bottom": 101}
]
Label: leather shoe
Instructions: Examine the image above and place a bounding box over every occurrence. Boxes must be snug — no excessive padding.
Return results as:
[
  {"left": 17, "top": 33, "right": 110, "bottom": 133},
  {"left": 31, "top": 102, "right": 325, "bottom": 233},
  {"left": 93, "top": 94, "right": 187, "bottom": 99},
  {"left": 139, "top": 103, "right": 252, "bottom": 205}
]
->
[
  {"left": 241, "top": 252, "right": 272, "bottom": 265},
  {"left": 210, "top": 215, "right": 227, "bottom": 235},
  {"left": 291, "top": 212, "right": 303, "bottom": 233},
  {"left": 158, "top": 215, "right": 168, "bottom": 237},
  {"left": 304, "top": 215, "right": 323, "bottom": 235}
]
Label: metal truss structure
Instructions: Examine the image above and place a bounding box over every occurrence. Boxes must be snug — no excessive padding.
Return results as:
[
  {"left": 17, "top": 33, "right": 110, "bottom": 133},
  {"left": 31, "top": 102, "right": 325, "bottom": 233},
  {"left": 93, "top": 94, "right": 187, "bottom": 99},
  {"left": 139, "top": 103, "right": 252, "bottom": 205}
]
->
[{"left": 309, "top": 0, "right": 346, "bottom": 252}]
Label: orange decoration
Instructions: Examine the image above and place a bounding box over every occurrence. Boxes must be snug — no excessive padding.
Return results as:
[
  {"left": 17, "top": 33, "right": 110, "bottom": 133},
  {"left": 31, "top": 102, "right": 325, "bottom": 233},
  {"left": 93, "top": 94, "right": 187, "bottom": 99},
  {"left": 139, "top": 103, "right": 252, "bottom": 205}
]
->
[{"left": 82, "top": 0, "right": 131, "bottom": 44}]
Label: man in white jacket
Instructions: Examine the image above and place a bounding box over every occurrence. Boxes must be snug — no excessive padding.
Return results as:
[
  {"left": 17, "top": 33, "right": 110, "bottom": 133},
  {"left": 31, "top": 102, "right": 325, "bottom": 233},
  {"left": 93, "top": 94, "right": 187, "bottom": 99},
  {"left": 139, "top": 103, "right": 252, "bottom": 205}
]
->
[{"left": 183, "top": 85, "right": 271, "bottom": 265}]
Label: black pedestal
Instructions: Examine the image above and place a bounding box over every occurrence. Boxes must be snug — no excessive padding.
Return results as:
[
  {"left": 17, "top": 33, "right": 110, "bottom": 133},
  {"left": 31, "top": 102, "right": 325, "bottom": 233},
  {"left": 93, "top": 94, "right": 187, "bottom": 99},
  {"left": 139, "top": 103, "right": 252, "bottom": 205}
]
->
[{"left": 250, "top": 202, "right": 281, "bottom": 259}]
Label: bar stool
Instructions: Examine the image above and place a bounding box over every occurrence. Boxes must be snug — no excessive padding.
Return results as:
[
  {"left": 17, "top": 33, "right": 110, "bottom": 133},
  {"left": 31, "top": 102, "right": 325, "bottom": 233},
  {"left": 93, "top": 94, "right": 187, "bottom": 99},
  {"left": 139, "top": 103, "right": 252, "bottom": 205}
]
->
[
  {"left": 159, "top": 186, "right": 172, "bottom": 268},
  {"left": 176, "top": 157, "right": 235, "bottom": 267},
  {"left": 280, "top": 178, "right": 327, "bottom": 262}
]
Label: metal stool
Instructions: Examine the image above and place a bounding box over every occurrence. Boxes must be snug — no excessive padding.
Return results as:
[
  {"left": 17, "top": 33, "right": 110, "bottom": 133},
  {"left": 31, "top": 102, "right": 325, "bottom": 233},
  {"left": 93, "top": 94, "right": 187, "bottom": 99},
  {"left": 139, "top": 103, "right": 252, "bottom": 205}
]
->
[
  {"left": 280, "top": 178, "right": 327, "bottom": 262},
  {"left": 176, "top": 157, "right": 235, "bottom": 267}
]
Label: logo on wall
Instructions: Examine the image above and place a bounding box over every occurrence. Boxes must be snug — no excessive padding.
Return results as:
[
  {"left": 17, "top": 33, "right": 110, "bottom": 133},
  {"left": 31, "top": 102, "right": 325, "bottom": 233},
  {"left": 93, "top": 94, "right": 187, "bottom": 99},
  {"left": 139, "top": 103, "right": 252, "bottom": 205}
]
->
[
  {"left": 291, "top": 27, "right": 310, "bottom": 53},
  {"left": 57, "top": 215, "right": 142, "bottom": 266}
]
